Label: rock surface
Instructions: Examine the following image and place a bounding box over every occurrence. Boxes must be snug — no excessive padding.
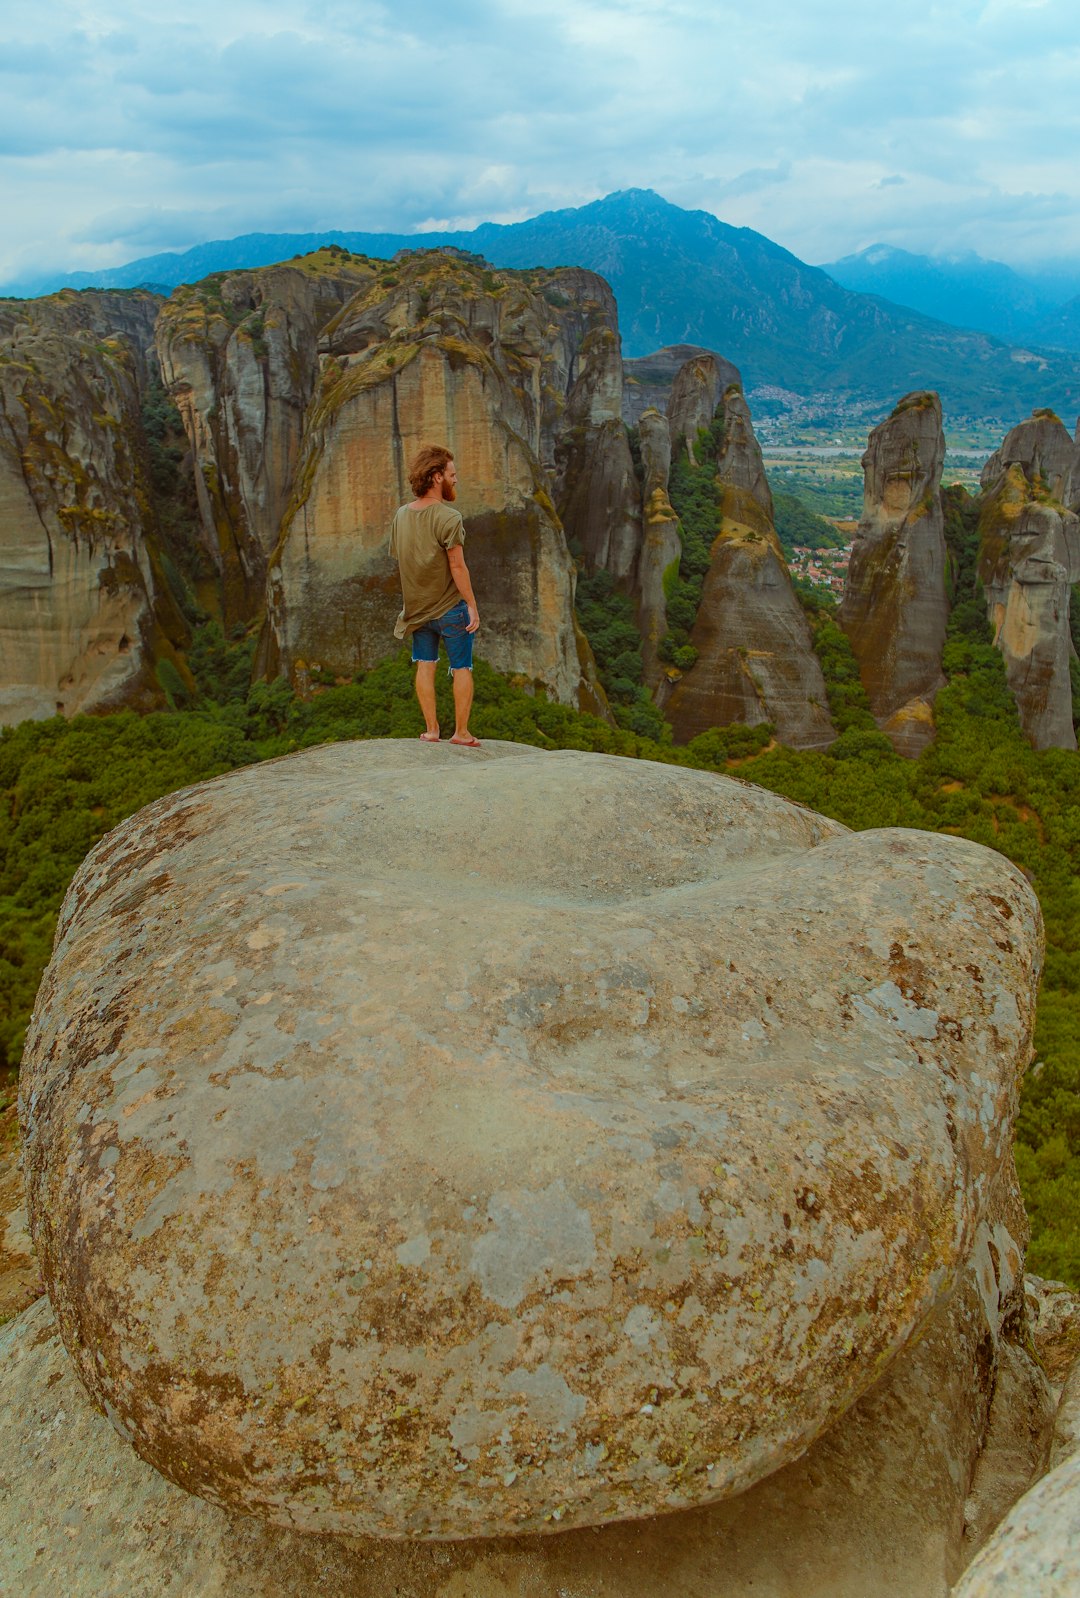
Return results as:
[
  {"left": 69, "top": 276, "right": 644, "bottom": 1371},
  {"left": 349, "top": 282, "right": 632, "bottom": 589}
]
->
[
  {"left": 667, "top": 353, "right": 727, "bottom": 465},
  {"left": 982, "top": 409, "right": 1080, "bottom": 510},
  {"left": 22, "top": 738, "right": 1043, "bottom": 1541},
  {"left": 634, "top": 407, "right": 681, "bottom": 682},
  {"left": 0, "top": 1211, "right": 1053, "bottom": 1598},
  {"left": 663, "top": 386, "right": 835, "bottom": 747},
  {"left": 978, "top": 412, "right": 1080, "bottom": 751},
  {"left": 0, "top": 290, "right": 186, "bottom": 724},
  {"left": 155, "top": 255, "right": 376, "bottom": 623},
  {"left": 950, "top": 1452, "right": 1080, "bottom": 1597},
  {"left": 159, "top": 250, "right": 623, "bottom": 710},
  {"left": 621, "top": 344, "right": 741, "bottom": 428},
  {"left": 838, "top": 391, "right": 949, "bottom": 756}
]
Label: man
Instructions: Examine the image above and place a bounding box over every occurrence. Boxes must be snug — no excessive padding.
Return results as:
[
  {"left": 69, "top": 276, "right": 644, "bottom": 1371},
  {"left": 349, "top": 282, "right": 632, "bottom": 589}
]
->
[{"left": 388, "top": 445, "right": 481, "bottom": 747}]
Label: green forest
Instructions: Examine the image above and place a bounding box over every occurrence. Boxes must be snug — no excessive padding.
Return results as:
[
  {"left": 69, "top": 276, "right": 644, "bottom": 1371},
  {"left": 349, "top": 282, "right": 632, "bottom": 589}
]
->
[{"left": 2, "top": 536, "right": 1079, "bottom": 1283}]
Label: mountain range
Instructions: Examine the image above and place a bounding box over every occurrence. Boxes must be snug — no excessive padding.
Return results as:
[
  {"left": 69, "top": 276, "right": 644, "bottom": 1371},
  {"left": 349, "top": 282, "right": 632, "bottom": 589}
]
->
[
  {"left": 821, "top": 243, "right": 1080, "bottom": 349},
  {"left": 8, "top": 189, "right": 1080, "bottom": 424}
]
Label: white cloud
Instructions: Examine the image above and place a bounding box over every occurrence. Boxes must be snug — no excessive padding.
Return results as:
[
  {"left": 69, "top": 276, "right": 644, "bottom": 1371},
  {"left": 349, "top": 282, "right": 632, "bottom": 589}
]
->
[{"left": 3, "top": 0, "right": 1080, "bottom": 283}]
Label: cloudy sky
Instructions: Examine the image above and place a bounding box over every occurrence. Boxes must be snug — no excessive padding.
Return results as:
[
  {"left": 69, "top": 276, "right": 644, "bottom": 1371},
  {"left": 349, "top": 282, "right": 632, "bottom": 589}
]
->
[{"left": 3, "top": 0, "right": 1080, "bottom": 286}]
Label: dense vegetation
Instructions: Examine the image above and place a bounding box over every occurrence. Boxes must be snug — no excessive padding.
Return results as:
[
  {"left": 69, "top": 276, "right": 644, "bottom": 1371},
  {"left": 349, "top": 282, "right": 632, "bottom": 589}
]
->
[
  {"left": 773, "top": 490, "right": 850, "bottom": 556},
  {"left": 573, "top": 570, "right": 666, "bottom": 740},
  {"left": 660, "top": 422, "right": 725, "bottom": 668},
  {"left": 768, "top": 469, "right": 863, "bottom": 521},
  {"left": 2, "top": 523, "right": 1078, "bottom": 1285}
]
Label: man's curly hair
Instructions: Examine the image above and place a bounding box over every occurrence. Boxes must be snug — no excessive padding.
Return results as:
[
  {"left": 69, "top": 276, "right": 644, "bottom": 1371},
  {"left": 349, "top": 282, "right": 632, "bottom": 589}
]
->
[{"left": 408, "top": 445, "right": 454, "bottom": 498}]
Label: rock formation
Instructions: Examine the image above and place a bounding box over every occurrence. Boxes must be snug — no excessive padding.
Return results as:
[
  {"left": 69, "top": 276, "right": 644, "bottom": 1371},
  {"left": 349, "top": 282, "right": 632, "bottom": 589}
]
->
[
  {"left": 663, "top": 385, "right": 835, "bottom": 747},
  {"left": 0, "top": 290, "right": 188, "bottom": 724},
  {"left": 547, "top": 279, "right": 641, "bottom": 584},
  {"left": 838, "top": 391, "right": 949, "bottom": 756},
  {"left": 621, "top": 344, "right": 741, "bottom": 428},
  {"left": 983, "top": 409, "right": 1080, "bottom": 508},
  {"left": 634, "top": 407, "right": 681, "bottom": 681},
  {"left": 667, "top": 353, "right": 726, "bottom": 465},
  {"left": 155, "top": 254, "right": 377, "bottom": 624},
  {"left": 0, "top": 1232, "right": 1060, "bottom": 1597},
  {"left": 978, "top": 410, "right": 1080, "bottom": 751},
  {"left": 21, "top": 739, "right": 1044, "bottom": 1549},
  {"left": 158, "top": 251, "right": 637, "bottom": 710}
]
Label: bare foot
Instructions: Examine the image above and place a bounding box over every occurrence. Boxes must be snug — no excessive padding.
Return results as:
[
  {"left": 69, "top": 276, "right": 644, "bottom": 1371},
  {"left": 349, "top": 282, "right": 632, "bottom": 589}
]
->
[{"left": 419, "top": 730, "right": 440, "bottom": 743}]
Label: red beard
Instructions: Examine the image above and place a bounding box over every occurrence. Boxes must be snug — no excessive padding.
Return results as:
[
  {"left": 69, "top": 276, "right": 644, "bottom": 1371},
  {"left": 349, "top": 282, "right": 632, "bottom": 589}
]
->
[{"left": 441, "top": 481, "right": 457, "bottom": 502}]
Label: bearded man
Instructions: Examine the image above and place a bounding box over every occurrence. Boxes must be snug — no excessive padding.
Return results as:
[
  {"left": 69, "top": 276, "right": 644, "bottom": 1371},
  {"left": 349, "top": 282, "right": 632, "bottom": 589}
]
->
[{"left": 388, "top": 444, "right": 481, "bottom": 747}]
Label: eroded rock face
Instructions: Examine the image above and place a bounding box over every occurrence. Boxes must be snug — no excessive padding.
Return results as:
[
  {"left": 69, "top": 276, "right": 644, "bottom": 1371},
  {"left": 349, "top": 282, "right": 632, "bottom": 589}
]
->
[
  {"left": 635, "top": 407, "right": 681, "bottom": 682},
  {"left": 21, "top": 740, "right": 1042, "bottom": 1541},
  {"left": 156, "top": 256, "right": 377, "bottom": 625},
  {"left": 621, "top": 344, "right": 741, "bottom": 429},
  {"left": 982, "top": 409, "right": 1080, "bottom": 510},
  {"left": 663, "top": 386, "right": 834, "bottom": 748},
  {"left": 667, "top": 353, "right": 726, "bottom": 465},
  {"left": 159, "top": 251, "right": 621, "bottom": 710},
  {"left": 0, "top": 290, "right": 185, "bottom": 725},
  {"left": 978, "top": 413, "right": 1080, "bottom": 751},
  {"left": 838, "top": 391, "right": 949, "bottom": 756}
]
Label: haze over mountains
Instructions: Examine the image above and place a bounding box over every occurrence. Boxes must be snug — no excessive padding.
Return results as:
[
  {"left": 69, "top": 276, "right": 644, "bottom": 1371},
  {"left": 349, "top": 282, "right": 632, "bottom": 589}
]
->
[
  {"left": 822, "top": 243, "right": 1080, "bottom": 350},
  {"left": 10, "top": 189, "right": 1080, "bottom": 426}
]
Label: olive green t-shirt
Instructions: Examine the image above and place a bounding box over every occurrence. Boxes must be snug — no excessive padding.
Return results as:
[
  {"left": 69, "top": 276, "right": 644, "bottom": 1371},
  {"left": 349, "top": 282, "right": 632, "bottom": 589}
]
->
[{"left": 388, "top": 502, "right": 466, "bottom": 639}]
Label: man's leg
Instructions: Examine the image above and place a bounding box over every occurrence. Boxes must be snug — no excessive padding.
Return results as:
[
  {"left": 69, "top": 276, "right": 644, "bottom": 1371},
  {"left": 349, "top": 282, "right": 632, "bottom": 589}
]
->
[
  {"left": 415, "top": 660, "right": 439, "bottom": 738},
  {"left": 451, "top": 667, "right": 474, "bottom": 741}
]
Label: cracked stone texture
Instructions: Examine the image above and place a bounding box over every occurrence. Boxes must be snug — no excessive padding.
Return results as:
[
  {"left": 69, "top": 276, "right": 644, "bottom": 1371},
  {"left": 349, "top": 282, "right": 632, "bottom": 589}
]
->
[{"left": 20, "top": 739, "right": 1042, "bottom": 1539}]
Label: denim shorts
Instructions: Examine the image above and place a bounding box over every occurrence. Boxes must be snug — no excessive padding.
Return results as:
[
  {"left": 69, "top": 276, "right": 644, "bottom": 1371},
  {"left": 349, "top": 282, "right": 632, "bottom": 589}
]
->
[{"left": 410, "top": 598, "right": 474, "bottom": 673}]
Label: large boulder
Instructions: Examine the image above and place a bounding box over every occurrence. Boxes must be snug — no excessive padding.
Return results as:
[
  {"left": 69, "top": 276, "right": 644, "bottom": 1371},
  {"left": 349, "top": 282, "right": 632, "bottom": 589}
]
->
[
  {"left": 21, "top": 740, "right": 1043, "bottom": 1543},
  {"left": 950, "top": 1452, "right": 1080, "bottom": 1597},
  {"left": 0, "top": 1215, "right": 1052, "bottom": 1598},
  {"left": 838, "top": 391, "right": 949, "bottom": 756}
]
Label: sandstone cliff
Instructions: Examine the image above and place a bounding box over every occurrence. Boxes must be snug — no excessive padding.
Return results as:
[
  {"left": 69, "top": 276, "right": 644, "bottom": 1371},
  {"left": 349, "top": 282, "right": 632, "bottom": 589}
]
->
[
  {"left": 667, "top": 353, "right": 727, "bottom": 466},
  {"left": 663, "top": 385, "right": 834, "bottom": 748},
  {"left": 155, "top": 253, "right": 379, "bottom": 625},
  {"left": 621, "top": 344, "right": 741, "bottom": 428},
  {"left": 838, "top": 391, "right": 949, "bottom": 756},
  {"left": 265, "top": 253, "right": 614, "bottom": 705},
  {"left": 635, "top": 407, "right": 681, "bottom": 682},
  {"left": 0, "top": 290, "right": 188, "bottom": 724},
  {"left": 978, "top": 410, "right": 1080, "bottom": 750},
  {"left": 157, "top": 250, "right": 623, "bottom": 710}
]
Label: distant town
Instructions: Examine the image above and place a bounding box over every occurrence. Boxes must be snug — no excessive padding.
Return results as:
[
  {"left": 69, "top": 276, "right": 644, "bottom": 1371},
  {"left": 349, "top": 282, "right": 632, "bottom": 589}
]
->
[{"left": 788, "top": 537, "right": 854, "bottom": 595}]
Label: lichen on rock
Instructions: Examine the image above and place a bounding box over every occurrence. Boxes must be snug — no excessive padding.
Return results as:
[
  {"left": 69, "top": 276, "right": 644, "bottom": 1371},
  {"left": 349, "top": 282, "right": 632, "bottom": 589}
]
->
[{"left": 20, "top": 738, "right": 1044, "bottom": 1542}]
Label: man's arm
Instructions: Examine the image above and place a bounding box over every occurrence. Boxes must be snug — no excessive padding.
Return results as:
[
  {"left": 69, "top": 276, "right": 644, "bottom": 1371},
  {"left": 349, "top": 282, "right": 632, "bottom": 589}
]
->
[{"left": 447, "top": 545, "right": 479, "bottom": 633}]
